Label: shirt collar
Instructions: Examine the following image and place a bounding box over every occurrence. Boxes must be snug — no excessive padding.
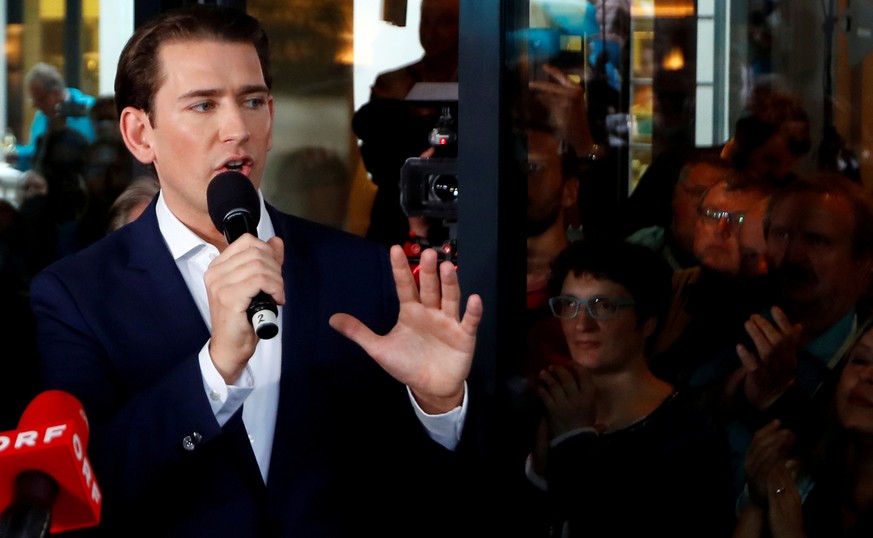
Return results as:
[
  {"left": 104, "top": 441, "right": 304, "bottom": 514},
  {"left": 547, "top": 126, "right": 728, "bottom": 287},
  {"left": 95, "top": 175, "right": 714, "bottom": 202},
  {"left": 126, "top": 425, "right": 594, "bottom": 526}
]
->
[
  {"left": 805, "top": 309, "right": 857, "bottom": 368},
  {"left": 155, "top": 189, "right": 276, "bottom": 261}
]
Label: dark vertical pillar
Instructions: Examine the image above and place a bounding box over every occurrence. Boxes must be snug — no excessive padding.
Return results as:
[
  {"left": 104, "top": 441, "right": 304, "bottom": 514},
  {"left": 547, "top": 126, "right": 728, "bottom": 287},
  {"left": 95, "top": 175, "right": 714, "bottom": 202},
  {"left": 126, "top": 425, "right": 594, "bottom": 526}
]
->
[
  {"left": 64, "top": 0, "right": 82, "bottom": 89},
  {"left": 458, "top": 0, "right": 526, "bottom": 445}
]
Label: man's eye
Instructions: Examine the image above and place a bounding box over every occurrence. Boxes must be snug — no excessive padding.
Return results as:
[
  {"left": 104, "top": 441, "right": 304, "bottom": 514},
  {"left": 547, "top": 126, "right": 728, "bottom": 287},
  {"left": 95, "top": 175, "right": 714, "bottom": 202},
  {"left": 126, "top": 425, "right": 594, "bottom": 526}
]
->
[
  {"left": 191, "top": 102, "right": 214, "bottom": 112},
  {"left": 771, "top": 230, "right": 790, "bottom": 241},
  {"left": 244, "top": 97, "right": 266, "bottom": 109},
  {"left": 805, "top": 234, "right": 830, "bottom": 247},
  {"left": 527, "top": 162, "right": 545, "bottom": 175},
  {"left": 850, "top": 355, "right": 873, "bottom": 367}
]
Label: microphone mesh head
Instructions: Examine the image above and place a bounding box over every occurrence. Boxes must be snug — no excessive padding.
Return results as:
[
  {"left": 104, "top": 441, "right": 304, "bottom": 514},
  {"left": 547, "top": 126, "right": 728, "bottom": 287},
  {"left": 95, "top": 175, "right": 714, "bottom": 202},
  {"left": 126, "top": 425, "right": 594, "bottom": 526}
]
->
[{"left": 207, "top": 171, "right": 261, "bottom": 232}]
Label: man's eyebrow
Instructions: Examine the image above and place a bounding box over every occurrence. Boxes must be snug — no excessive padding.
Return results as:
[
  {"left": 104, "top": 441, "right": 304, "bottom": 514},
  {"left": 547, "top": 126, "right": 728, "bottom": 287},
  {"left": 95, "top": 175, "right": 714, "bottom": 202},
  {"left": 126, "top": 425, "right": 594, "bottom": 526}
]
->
[
  {"left": 178, "top": 85, "right": 270, "bottom": 101},
  {"left": 239, "top": 84, "right": 270, "bottom": 95}
]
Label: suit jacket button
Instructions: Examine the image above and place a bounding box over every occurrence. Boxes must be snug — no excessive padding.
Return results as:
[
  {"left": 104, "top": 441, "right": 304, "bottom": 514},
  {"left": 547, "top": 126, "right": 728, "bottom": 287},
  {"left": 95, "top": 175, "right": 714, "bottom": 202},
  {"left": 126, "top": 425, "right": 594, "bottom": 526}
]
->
[{"left": 182, "top": 432, "right": 202, "bottom": 451}]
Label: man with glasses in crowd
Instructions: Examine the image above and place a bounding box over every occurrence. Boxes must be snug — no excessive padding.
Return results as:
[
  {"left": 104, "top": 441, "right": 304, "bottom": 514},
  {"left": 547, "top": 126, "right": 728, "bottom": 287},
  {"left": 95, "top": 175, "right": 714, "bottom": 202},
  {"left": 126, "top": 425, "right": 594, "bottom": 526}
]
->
[
  {"left": 688, "top": 173, "right": 873, "bottom": 494},
  {"left": 627, "top": 155, "right": 731, "bottom": 270},
  {"left": 649, "top": 175, "right": 774, "bottom": 386}
]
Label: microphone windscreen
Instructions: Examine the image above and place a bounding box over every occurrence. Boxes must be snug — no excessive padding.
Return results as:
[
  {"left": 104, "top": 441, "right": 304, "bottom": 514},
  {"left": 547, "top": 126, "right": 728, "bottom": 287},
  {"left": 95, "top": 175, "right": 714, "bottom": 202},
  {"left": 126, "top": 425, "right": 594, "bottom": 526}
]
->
[
  {"left": 18, "top": 390, "right": 90, "bottom": 451},
  {"left": 207, "top": 171, "right": 261, "bottom": 233},
  {"left": 0, "top": 391, "right": 101, "bottom": 533}
]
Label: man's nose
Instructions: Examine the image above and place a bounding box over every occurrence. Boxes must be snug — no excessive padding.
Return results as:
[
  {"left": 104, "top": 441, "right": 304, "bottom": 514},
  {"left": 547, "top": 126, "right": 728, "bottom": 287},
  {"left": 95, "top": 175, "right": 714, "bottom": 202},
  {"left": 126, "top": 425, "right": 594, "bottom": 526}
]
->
[
  {"left": 782, "top": 237, "right": 809, "bottom": 263},
  {"left": 219, "top": 106, "right": 251, "bottom": 143}
]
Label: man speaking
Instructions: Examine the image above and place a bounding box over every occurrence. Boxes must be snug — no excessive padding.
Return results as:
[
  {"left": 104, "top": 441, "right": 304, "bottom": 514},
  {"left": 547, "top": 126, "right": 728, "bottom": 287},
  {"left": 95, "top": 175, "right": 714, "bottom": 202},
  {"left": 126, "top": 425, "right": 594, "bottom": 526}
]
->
[{"left": 30, "top": 5, "right": 484, "bottom": 537}]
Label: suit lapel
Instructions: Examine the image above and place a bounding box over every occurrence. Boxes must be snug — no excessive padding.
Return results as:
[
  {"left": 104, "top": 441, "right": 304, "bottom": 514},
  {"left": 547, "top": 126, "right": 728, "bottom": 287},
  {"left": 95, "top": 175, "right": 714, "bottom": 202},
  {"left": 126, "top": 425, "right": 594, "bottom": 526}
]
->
[
  {"left": 264, "top": 208, "right": 321, "bottom": 489},
  {"left": 126, "top": 200, "right": 211, "bottom": 351},
  {"left": 129, "top": 201, "right": 266, "bottom": 491}
]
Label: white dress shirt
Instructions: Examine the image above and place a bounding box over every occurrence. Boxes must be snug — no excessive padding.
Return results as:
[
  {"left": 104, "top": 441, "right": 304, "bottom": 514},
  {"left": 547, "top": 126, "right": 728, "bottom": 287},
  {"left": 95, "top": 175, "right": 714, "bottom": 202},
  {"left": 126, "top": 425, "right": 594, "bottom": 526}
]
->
[{"left": 154, "top": 192, "right": 466, "bottom": 483}]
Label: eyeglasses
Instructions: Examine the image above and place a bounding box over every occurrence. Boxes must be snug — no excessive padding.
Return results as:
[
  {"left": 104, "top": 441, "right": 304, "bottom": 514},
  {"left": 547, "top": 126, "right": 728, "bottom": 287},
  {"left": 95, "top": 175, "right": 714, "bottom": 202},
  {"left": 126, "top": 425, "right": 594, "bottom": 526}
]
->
[
  {"left": 698, "top": 206, "right": 746, "bottom": 226},
  {"left": 548, "top": 295, "right": 636, "bottom": 320}
]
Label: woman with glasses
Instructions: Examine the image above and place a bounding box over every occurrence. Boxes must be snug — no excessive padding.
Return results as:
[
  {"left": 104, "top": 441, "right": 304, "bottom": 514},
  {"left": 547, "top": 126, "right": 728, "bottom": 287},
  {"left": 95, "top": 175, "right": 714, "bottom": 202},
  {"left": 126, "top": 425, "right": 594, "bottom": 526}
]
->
[{"left": 526, "top": 239, "right": 736, "bottom": 537}]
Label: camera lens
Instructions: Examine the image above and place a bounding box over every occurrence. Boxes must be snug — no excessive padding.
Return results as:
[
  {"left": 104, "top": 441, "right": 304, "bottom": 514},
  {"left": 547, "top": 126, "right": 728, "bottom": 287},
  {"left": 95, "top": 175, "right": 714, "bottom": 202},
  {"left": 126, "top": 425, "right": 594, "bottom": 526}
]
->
[{"left": 429, "top": 174, "right": 458, "bottom": 203}]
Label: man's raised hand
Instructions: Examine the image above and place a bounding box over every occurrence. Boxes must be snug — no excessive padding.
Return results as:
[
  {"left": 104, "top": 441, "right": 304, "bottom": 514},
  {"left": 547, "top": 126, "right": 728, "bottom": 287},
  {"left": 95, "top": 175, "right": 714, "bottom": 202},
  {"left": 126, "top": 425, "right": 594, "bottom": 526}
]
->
[{"left": 329, "top": 245, "right": 483, "bottom": 414}]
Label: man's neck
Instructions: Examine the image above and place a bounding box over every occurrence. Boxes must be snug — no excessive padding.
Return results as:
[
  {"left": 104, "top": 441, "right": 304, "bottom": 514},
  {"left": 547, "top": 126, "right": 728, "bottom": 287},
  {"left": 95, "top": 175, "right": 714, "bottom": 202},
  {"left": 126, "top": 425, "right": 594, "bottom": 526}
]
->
[{"left": 160, "top": 193, "right": 230, "bottom": 251}]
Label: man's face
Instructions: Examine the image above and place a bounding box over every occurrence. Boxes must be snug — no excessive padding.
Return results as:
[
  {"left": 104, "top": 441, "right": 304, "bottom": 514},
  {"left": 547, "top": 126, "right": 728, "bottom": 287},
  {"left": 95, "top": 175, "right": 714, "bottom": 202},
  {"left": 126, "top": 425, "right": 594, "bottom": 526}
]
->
[
  {"left": 693, "top": 183, "right": 765, "bottom": 275},
  {"left": 766, "top": 192, "right": 869, "bottom": 318},
  {"left": 419, "top": 0, "right": 460, "bottom": 62},
  {"left": 526, "top": 130, "right": 576, "bottom": 237},
  {"left": 671, "top": 162, "right": 727, "bottom": 253},
  {"left": 143, "top": 40, "right": 273, "bottom": 234},
  {"left": 29, "top": 81, "right": 63, "bottom": 117}
]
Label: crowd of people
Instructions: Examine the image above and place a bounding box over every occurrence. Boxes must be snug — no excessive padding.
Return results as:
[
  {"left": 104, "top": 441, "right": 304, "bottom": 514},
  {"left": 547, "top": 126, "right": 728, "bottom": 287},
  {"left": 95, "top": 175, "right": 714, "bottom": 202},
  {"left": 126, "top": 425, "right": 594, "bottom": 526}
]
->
[
  {"left": 514, "top": 71, "right": 873, "bottom": 534},
  {"left": 1, "top": 2, "right": 872, "bottom": 537},
  {"left": 0, "top": 63, "right": 160, "bottom": 429}
]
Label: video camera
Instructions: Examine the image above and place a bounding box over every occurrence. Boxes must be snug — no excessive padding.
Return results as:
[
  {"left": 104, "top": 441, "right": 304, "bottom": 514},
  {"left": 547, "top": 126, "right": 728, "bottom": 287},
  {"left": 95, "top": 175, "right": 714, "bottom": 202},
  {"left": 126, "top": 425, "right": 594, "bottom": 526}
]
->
[
  {"left": 398, "top": 83, "right": 459, "bottom": 265},
  {"left": 399, "top": 107, "right": 458, "bottom": 221},
  {"left": 55, "top": 100, "right": 89, "bottom": 118}
]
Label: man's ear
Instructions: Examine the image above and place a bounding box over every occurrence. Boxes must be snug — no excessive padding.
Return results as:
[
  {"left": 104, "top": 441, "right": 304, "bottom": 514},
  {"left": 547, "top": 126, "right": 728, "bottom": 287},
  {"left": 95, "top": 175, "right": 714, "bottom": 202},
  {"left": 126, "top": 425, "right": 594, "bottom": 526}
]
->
[
  {"left": 265, "top": 95, "right": 274, "bottom": 152},
  {"left": 119, "top": 107, "right": 155, "bottom": 164}
]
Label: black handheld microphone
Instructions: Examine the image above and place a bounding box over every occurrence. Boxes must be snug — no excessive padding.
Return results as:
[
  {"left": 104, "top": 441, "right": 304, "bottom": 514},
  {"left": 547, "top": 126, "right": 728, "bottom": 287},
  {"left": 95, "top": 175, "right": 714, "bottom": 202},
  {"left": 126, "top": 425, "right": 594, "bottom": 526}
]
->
[
  {"left": 0, "top": 471, "right": 59, "bottom": 538},
  {"left": 206, "top": 171, "right": 279, "bottom": 339}
]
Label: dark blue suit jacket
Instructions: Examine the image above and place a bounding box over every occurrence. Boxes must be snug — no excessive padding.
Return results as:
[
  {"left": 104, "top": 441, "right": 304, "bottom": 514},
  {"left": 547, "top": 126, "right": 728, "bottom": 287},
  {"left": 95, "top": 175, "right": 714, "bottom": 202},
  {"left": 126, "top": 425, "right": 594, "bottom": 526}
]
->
[{"left": 31, "top": 200, "right": 474, "bottom": 537}]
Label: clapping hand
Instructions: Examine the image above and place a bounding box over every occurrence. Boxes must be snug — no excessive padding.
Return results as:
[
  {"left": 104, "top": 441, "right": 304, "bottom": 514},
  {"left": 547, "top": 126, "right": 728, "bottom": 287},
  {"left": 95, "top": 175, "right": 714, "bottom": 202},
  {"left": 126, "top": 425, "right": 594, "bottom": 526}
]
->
[
  {"left": 743, "top": 420, "right": 805, "bottom": 537},
  {"left": 329, "top": 245, "right": 482, "bottom": 414},
  {"left": 736, "top": 306, "right": 802, "bottom": 410},
  {"left": 537, "top": 361, "right": 597, "bottom": 439}
]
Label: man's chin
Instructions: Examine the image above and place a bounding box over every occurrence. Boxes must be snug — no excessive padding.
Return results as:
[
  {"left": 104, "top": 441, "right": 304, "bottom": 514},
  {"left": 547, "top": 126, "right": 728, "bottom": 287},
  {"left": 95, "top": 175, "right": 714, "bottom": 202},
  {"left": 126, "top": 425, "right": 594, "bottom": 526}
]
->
[{"left": 700, "top": 255, "right": 737, "bottom": 276}]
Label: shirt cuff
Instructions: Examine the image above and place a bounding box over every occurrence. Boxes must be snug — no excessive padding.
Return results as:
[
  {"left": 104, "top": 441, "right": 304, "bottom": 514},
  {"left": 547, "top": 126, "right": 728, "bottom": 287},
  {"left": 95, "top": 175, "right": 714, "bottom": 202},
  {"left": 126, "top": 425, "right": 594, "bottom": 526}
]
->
[
  {"left": 407, "top": 382, "right": 468, "bottom": 451},
  {"left": 524, "top": 453, "right": 549, "bottom": 492},
  {"left": 550, "top": 426, "right": 599, "bottom": 448},
  {"left": 198, "top": 340, "right": 254, "bottom": 427}
]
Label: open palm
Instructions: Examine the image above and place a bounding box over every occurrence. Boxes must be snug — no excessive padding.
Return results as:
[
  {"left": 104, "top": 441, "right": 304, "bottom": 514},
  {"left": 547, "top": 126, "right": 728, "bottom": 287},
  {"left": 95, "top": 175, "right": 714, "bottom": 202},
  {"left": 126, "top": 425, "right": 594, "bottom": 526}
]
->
[{"left": 330, "top": 245, "right": 482, "bottom": 414}]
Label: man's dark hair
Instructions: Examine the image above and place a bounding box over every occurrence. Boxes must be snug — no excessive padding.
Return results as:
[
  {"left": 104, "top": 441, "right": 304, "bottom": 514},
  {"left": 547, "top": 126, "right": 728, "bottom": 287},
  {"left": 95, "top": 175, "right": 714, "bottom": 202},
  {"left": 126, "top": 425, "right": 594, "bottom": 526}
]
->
[
  {"left": 731, "top": 91, "right": 812, "bottom": 169},
  {"left": 676, "top": 154, "right": 733, "bottom": 186},
  {"left": 548, "top": 239, "right": 673, "bottom": 340},
  {"left": 114, "top": 5, "right": 271, "bottom": 124},
  {"left": 764, "top": 172, "right": 873, "bottom": 259},
  {"left": 699, "top": 169, "right": 778, "bottom": 208}
]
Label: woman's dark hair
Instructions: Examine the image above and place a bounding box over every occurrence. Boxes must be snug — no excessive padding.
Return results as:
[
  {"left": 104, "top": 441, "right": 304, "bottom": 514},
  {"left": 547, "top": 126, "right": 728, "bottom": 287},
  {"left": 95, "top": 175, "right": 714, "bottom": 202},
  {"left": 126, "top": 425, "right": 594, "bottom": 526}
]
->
[
  {"left": 114, "top": 5, "right": 271, "bottom": 124},
  {"left": 548, "top": 239, "right": 673, "bottom": 337}
]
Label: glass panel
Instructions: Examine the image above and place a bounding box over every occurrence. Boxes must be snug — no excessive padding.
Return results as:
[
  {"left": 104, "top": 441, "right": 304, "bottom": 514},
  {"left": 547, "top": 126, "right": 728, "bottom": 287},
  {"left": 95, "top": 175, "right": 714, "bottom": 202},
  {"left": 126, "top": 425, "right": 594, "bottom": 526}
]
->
[
  {"left": 247, "top": 0, "right": 460, "bottom": 265},
  {"left": 510, "top": 0, "right": 873, "bottom": 531},
  {"left": 247, "top": 0, "right": 357, "bottom": 231}
]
